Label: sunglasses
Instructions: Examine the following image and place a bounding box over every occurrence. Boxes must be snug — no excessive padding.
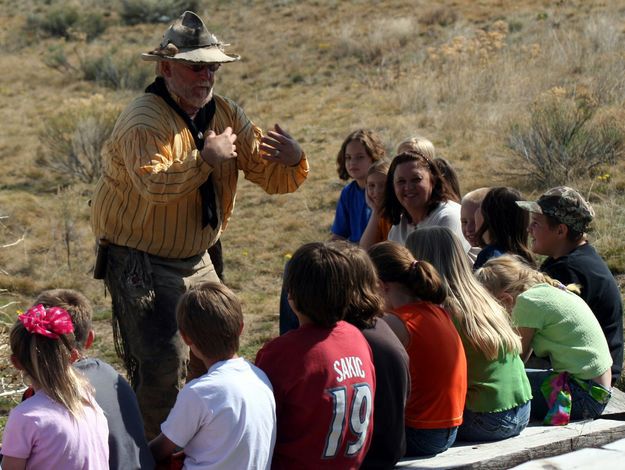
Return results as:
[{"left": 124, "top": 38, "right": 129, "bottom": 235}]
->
[{"left": 185, "top": 63, "right": 221, "bottom": 73}]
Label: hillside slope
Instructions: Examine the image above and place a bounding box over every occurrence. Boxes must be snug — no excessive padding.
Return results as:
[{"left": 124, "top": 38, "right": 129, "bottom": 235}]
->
[{"left": 1, "top": 0, "right": 624, "bottom": 363}]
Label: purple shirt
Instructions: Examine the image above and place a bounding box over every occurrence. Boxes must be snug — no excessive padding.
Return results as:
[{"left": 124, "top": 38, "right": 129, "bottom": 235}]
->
[{"left": 2, "top": 390, "right": 109, "bottom": 469}]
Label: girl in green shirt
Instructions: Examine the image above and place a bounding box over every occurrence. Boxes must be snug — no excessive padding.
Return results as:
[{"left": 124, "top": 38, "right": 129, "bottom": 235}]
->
[
  {"left": 407, "top": 226, "right": 532, "bottom": 441},
  {"left": 476, "top": 255, "right": 612, "bottom": 424}
]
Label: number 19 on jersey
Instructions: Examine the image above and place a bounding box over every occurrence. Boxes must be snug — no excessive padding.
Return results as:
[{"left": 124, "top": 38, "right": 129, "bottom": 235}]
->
[{"left": 322, "top": 383, "right": 373, "bottom": 459}]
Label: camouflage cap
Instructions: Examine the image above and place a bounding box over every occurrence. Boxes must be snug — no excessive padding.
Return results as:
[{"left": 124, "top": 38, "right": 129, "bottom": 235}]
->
[{"left": 516, "top": 186, "right": 594, "bottom": 233}]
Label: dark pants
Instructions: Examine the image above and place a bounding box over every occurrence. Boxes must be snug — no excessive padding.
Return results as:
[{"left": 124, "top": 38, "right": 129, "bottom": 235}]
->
[
  {"left": 105, "top": 245, "right": 219, "bottom": 439},
  {"left": 207, "top": 239, "right": 225, "bottom": 282}
]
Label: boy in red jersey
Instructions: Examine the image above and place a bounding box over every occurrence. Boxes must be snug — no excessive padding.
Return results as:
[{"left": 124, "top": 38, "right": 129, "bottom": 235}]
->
[{"left": 256, "top": 242, "right": 376, "bottom": 469}]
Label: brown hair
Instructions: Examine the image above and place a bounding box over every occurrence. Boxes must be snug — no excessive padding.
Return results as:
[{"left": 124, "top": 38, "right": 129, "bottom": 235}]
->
[
  {"left": 176, "top": 282, "right": 243, "bottom": 361},
  {"left": 286, "top": 242, "right": 354, "bottom": 327},
  {"left": 434, "top": 157, "right": 461, "bottom": 202},
  {"left": 336, "top": 129, "right": 386, "bottom": 180},
  {"left": 382, "top": 152, "right": 457, "bottom": 225},
  {"left": 35, "top": 289, "right": 93, "bottom": 350},
  {"left": 335, "top": 241, "right": 385, "bottom": 330},
  {"left": 368, "top": 241, "right": 447, "bottom": 305},
  {"left": 476, "top": 187, "right": 535, "bottom": 265}
]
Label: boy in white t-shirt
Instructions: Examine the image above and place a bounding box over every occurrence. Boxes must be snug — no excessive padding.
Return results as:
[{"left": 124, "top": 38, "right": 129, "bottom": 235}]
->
[{"left": 149, "top": 282, "right": 277, "bottom": 470}]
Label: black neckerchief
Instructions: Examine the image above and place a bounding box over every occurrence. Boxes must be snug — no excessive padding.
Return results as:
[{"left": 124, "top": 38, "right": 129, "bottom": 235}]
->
[{"left": 146, "top": 76, "right": 218, "bottom": 229}]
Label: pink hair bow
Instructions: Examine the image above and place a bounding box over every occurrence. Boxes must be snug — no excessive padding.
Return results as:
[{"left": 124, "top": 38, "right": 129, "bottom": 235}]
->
[{"left": 18, "top": 304, "right": 74, "bottom": 339}]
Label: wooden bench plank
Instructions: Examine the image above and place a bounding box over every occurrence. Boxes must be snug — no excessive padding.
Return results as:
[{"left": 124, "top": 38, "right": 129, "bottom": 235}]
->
[
  {"left": 397, "top": 419, "right": 625, "bottom": 469},
  {"left": 602, "top": 387, "right": 625, "bottom": 419},
  {"left": 396, "top": 388, "right": 625, "bottom": 469},
  {"left": 512, "top": 447, "right": 625, "bottom": 469}
]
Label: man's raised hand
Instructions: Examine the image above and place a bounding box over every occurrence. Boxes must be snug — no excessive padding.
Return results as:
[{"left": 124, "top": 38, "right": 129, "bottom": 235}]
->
[
  {"left": 201, "top": 127, "right": 237, "bottom": 167},
  {"left": 260, "top": 124, "right": 303, "bottom": 167}
]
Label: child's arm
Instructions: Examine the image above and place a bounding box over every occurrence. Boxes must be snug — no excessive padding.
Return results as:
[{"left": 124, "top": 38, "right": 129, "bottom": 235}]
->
[
  {"left": 149, "top": 433, "right": 177, "bottom": 462},
  {"left": 516, "top": 327, "right": 536, "bottom": 362},
  {"left": 359, "top": 210, "right": 383, "bottom": 249},
  {"left": 2, "top": 456, "right": 27, "bottom": 470}
]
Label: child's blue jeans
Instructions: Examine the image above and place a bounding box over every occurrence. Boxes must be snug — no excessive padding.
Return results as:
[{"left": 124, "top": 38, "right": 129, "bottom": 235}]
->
[
  {"left": 526, "top": 369, "right": 611, "bottom": 421},
  {"left": 457, "top": 400, "right": 531, "bottom": 442},
  {"left": 404, "top": 426, "right": 458, "bottom": 457}
]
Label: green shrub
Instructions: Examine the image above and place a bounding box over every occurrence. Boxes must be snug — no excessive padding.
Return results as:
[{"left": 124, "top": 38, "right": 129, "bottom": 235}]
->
[
  {"left": 36, "top": 96, "right": 121, "bottom": 184},
  {"left": 79, "top": 52, "right": 151, "bottom": 90},
  {"left": 25, "top": 6, "right": 107, "bottom": 41},
  {"left": 43, "top": 46, "right": 150, "bottom": 90},
  {"left": 26, "top": 5, "right": 79, "bottom": 38},
  {"left": 43, "top": 44, "right": 76, "bottom": 73},
  {"left": 119, "top": 0, "right": 200, "bottom": 25},
  {"left": 506, "top": 91, "right": 625, "bottom": 188},
  {"left": 78, "top": 12, "right": 108, "bottom": 41}
]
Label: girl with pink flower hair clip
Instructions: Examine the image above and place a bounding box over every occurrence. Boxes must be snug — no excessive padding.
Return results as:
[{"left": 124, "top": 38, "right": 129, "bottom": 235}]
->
[{"left": 1, "top": 304, "right": 109, "bottom": 470}]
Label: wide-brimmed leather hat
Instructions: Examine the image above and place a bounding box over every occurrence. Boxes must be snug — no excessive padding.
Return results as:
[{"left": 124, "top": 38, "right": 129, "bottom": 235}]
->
[{"left": 141, "top": 11, "right": 239, "bottom": 64}]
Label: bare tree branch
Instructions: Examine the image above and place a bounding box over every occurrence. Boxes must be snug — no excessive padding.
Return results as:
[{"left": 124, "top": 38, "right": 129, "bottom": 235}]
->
[
  {"left": 0, "top": 301, "right": 19, "bottom": 311},
  {"left": 1, "top": 233, "right": 25, "bottom": 249}
]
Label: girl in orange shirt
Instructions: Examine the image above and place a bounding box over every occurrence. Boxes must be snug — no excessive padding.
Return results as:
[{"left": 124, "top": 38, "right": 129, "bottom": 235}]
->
[{"left": 368, "top": 242, "right": 467, "bottom": 457}]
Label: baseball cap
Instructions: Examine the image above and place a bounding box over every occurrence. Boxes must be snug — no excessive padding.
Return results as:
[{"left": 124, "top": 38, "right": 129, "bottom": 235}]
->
[{"left": 516, "top": 186, "right": 594, "bottom": 233}]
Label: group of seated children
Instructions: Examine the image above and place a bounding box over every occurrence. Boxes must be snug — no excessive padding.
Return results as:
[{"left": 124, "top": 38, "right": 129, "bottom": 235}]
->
[
  {"left": 290, "top": 128, "right": 620, "bottom": 462},
  {"left": 1, "top": 290, "right": 153, "bottom": 469},
  {"left": 1, "top": 130, "right": 622, "bottom": 470},
  {"left": 328, "top": 129, "right": 621, "bottom": 393}
]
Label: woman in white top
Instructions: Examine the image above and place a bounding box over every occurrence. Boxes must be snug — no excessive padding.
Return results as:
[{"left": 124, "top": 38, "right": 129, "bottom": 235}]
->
[{"left": 382, "top": 151, "right": 469, "bottom": 251}]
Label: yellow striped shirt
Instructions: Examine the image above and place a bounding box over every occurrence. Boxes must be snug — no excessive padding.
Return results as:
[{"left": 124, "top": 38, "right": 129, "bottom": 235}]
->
[{"left": 90, "top": 93, "right": 309, "bottom": 258}]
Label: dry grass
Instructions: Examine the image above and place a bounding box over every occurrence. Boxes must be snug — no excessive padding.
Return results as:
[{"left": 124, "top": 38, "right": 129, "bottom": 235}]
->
[{"left": 2, "top": 0, "right": 625, "bottom": 430}]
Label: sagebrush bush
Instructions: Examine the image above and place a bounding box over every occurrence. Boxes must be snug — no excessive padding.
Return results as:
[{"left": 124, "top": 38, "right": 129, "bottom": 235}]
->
[
  {"left": 506, "top": 90, "right": 625, "bottom": 188},
  {"left": 78, "top": 12, "right": 108, "bottom": 41},
  {"left": 43, "top": 45, "right": 150, "bottom": 90},
  {"left": 44, "top": 44, "right": 76, "bottom": 73},
  {"left": 80, "top": 52, "right": 151, "bottom": 89},
  {"left": 36, "top": 96, "right": 121, "bottom": 184},
  {"left": 426, "top": 20, "right": 509, "bottom": 65},
  {"left": 26, "top": 5, "right": 79, "bottom": 38},
  {"left": 119, "top": 0, "right": 200, "bottom": 25},
  {"left": 25, "top": 6, "right": 107, "bottom": 41}
]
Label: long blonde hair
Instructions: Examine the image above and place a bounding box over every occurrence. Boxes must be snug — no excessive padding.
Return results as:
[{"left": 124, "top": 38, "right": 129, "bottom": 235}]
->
[
  {"left": 10, "top": 312, "right": 94, "bottom": 419},
  {"left": 406, "top": 227, "right": 521, "bottom": 359},
  {"left": 475, "top": 254, "right": 575, "bottom": 301}
]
